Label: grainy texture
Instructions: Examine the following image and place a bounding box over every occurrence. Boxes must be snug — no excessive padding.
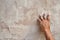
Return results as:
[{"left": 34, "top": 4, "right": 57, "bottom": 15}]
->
[{"left": 0, "top": 0, "right": 60, "bottom": 40}]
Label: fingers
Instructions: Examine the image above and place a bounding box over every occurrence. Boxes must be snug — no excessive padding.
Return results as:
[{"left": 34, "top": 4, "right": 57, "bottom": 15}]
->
[
  {"left": 38, "top": 14, "right": 45, "bottom": 21},
  {"left": 37, "top": 18, "right": 41, "bottom": 23},
  {"left": 37, "top": 15, "right": 42, "bottom": 23},
  {"left": 37, "top": 19, "right": 40, "bottom": 24},
  {"left": 39, "top": 15, "right": 43, "bottom": 21},
  {"left": 47, "top": 14, "right": 50, "bottom": 21},
  {"left": 37, "top": 18, "right": 42, "bottom": 25},
  {"left": 43, "top": 14, "right": 45, "bottom": 19},
  {"left": 38, "top": 14, "right": 50, "bottom": 21}
]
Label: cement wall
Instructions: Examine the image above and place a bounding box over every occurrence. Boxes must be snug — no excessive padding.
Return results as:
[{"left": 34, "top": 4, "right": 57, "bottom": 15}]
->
[{"left": 0, "top": 0, "right": 60, "bottom": 40}]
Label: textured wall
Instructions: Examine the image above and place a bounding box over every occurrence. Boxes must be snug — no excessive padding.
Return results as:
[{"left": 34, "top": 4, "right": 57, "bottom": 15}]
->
[{"left": 0, "top": 0, "right": 60, "bottom": 40}]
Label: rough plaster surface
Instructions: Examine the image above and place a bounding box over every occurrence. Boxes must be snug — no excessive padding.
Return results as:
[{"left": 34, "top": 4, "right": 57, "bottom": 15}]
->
[{"left": 0, "top": 0, "right": 60, "bottom": 40}]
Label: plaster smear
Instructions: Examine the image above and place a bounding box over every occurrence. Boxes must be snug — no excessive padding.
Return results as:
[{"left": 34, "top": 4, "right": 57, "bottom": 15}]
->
[{"left": 0, "top": 0, "right": 60, "bottom": 40}]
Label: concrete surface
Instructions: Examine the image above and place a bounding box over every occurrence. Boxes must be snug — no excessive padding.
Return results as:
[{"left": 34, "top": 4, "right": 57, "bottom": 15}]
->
[{"left": 0, "top": 0, "right": 60, "bottom": 40}]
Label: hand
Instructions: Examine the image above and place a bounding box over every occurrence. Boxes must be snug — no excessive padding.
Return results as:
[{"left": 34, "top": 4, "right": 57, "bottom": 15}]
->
[{"left": 37, "top": 14, "right": 50, "bottom": 32}]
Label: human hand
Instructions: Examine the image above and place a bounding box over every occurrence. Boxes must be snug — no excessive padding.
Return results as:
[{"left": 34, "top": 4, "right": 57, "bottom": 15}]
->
[{"left": 37, "top": 14, "right": 50, "bottom": 32}]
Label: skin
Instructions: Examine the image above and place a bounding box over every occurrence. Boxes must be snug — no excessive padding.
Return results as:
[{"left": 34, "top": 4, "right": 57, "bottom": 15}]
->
[{"left": 37, "top": 14, "right": 54, "bottom": 40}]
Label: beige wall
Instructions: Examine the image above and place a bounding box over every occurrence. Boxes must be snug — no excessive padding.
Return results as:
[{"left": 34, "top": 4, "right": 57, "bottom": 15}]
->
[{"left": 0, "top": 0, "right": 60, "bottom": 40}]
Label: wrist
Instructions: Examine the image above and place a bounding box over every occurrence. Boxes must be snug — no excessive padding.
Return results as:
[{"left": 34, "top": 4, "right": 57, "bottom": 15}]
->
[{"left": 44, "top": 29, "right": 51, "bottom": 33}]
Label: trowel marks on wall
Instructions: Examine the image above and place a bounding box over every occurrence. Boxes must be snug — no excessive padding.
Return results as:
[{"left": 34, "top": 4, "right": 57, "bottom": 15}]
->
[{"left": 0, "top": 0, "right": 60, "bottom": 40}]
